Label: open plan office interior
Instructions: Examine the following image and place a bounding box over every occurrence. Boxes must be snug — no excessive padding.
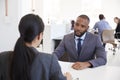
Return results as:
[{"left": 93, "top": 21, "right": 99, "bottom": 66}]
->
[{"left": 0, "top": 0, "right": 120, "bottom": 80}]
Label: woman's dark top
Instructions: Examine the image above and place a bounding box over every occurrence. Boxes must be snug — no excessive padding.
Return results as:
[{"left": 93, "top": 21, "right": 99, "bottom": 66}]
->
[
  {"left": 115, "top": 23, "right": 120, "bottom": 39},
  {"left": 0, "top": 47, "right": 66, "bottom": 80}
]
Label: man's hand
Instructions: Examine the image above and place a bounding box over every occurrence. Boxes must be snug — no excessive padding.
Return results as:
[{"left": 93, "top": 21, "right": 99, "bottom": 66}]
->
[{"left": 72, "top": 62, "right": 91, "bottom": 70}]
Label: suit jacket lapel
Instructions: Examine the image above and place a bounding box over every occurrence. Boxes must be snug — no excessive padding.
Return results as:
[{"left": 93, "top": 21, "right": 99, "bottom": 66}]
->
[
  {"left": 80, "top": 32, "right": 90, "bottom": 56},
  {"left": 69, "top": 33, "right": 78, "bottom": 57}
]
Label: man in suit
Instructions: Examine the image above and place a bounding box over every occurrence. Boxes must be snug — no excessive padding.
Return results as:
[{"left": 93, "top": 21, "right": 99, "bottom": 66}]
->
[{"left": 53, "top": 14, "right": 107, "bottom": 70}]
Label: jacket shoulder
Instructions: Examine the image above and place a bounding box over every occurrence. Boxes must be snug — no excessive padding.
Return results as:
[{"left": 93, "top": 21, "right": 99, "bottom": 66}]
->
[{"left": 0, "top": 51, "right": 13, "bottom": 62}]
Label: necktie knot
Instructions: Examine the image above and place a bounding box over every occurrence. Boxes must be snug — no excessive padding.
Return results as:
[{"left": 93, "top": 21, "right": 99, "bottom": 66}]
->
[{"left": 78, "top": 38, "right": 82, "bottom": 41}]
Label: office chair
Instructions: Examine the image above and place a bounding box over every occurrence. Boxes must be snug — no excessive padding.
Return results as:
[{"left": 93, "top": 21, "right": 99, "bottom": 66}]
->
[
  {"left": 115, "top": 32, "right": 120, "bottom": 42},
  {"left": 102, "top": 29, "right": 117, "bottom": 55}
]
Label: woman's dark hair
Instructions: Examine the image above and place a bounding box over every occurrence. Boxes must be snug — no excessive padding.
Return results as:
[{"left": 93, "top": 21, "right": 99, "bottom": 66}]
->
[
  {"left": 10, "top": 14, "right": 44, "bottom": 80},
  {"left": 114, "top": 17, "right": 119, "bottom": 19},
  {"left": 114, "top": 17, "right": 120, "bottom": 23}
]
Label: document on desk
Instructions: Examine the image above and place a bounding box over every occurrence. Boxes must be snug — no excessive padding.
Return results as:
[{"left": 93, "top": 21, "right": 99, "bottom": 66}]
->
[
  {"left": 59, "top": 61, "right": 120, "bottom": 80},
  {"left": 59, "top": 61, "right": 74, "bottom": 73},
  {"left": 58, "top": 61, "right": 81, "bottom": 80}
]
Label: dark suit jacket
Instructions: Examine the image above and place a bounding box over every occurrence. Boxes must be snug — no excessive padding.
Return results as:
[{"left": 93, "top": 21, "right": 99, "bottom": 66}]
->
[
  {"left": 0, "top": 48, "right": 66, "bottom": 80},
  {"left": 115, "top": 23, "right": 120, "bottom": 38},
  {"left": 53, "top": 32, "right": 107, "bottom": 67}
]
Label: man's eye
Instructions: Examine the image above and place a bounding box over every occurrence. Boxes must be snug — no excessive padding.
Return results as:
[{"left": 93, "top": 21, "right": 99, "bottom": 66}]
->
[
  {"left": 81, "top": 25, "right": 86, "bottom": 28},
  {"left": 75, "top": 23, "right": 79, "bottom": 26}
]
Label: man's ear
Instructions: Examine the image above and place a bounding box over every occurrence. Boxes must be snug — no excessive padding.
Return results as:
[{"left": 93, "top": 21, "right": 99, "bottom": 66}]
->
[{"left": 87, "top": 26, "right": 89, "bottom": 30}]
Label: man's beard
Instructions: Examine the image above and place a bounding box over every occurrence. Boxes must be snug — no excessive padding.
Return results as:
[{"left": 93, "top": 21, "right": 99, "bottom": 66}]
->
[{"left": 74, "top": 30, "right": 87, "bottom": 37}]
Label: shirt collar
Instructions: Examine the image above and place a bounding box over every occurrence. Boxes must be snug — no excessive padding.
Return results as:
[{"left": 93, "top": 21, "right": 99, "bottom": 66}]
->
[{"left": 75, "top": 32, "right": 86, "bottom": 40}]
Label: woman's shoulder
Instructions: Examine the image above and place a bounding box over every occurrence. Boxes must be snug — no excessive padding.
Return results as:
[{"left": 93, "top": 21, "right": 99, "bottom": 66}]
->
[
  {"left": 0, "top": 51, "right": 13, "bottom": 77},
  {"left": 0, "top": 51, "right": 13, "bottom": 61},
  {"left": 34, "top": 50, "right": 57, "bottom": 62},
  {"left": 30, "top": 47, "right": 58, "bottom": 65},
  {"left": 37, "top": 52, "right": 57, "bottom": 60},
  {"left": 0, "top": 51, "right": 13, "bottom": 56}
]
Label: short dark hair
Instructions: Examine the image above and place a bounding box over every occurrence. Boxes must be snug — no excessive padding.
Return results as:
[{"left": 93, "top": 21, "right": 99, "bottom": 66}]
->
[
  {"left": 78, "top": 14, "right": 90, "bottom": 23},
  {"left": 99, "top": 14, "right": 105, "bottom": 20}
]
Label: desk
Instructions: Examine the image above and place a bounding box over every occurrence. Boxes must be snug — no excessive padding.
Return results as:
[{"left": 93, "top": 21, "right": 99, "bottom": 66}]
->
[{"left": 59, "top": 61, "right": 120, "bottom": 80}]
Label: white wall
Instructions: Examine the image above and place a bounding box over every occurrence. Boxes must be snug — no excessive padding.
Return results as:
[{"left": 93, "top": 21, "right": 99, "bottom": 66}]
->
[
  {"left": 0, "top": 0, "right": 19, "bottom": 52},
  {"left": 0, "top": 0, "right": 120, "bottom": 52},
  {"left": 0, "top": 0, "right": 44, "bottom": 52},
  {"left": 102, "top": 0, "right": 120, "bottom": 28},
  {"left": 43, "top": 23, "right": 67, "bottom": 53},
  {"left": 45, "top": 0, "right": 120, "bottom": 29}
]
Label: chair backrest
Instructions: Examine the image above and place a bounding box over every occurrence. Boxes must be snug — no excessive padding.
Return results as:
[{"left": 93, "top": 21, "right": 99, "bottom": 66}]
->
[
  {"left": 115, "top": 32, "right": 120, "bottom": 39},
  {"left": 102, "top": 29, "right": 115, "bottom": 43}
]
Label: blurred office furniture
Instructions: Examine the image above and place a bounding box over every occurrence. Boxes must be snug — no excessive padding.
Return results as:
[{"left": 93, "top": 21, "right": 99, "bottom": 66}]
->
[
  {"left": 53, "top": 36, "right": 63, "bottom": 49},
  {"left": 115, "top": 32, "right": 120, "bottom": 49},
  {"left": 115, "top": 32, "right": 120, "bottom": 40},
  {"left": 43, "top": 24, "right": 66, "bottom": 53},
  {"left": 102, "top": 29, "right": 114, "bottom": 43},
  {"left": 53, "top": 36, "right": 69, "bottom": 61},
  {"left": 102, "top": 29, "right": 117, "bottom": 55},
  {"left": 88, "top": 29, "right": 98, "bottom": 35}
]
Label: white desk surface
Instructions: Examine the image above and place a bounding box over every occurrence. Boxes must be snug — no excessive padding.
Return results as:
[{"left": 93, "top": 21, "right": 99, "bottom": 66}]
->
[{"left": 59, "top": 61, "right": 120, "bottom": 80}]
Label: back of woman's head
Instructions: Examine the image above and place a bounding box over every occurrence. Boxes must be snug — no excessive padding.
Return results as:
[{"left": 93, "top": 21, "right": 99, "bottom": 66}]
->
[
  {"left": 19, "top": 14, "right": 44, "bottom": 43},
  {"left": 11, "top": 14, "right": 44, "bottom": 80}
]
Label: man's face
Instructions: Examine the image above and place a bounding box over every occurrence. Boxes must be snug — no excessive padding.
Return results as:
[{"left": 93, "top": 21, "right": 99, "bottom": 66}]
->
[{"left": 74, "top": 17, "right": 89, "bottom": 37}]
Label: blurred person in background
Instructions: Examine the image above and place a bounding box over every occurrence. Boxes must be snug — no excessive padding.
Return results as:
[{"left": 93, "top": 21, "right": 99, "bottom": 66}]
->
[
  {"left": 93, "top": 14, "right": 111, "bottom": 47},
  {"left": 114, "top": 17, "right": 120, "bottom": 39}
]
